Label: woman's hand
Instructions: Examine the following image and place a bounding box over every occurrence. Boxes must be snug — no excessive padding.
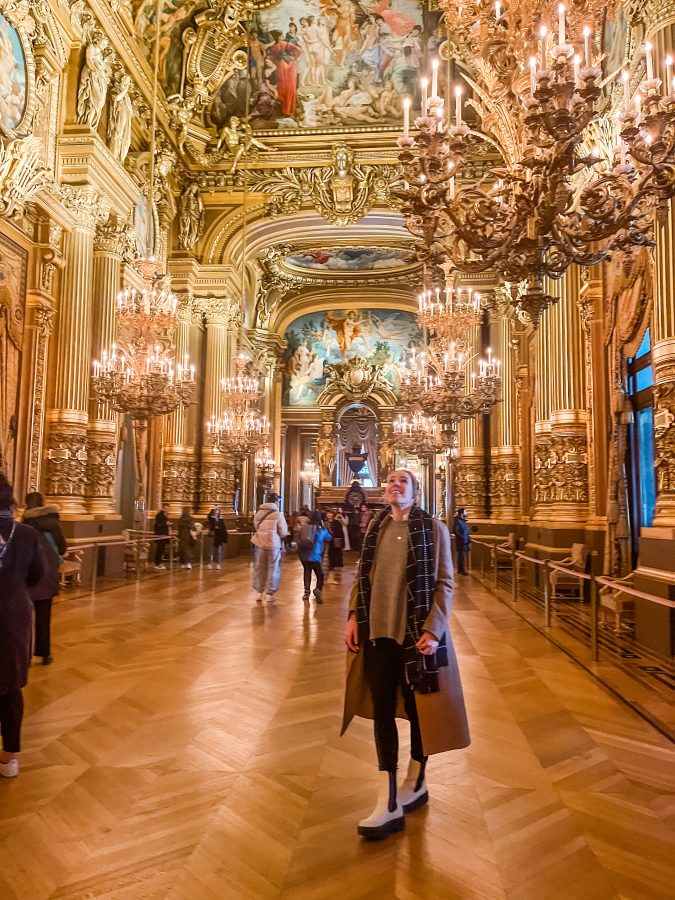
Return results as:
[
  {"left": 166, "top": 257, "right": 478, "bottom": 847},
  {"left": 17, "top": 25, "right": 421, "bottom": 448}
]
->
[
  {"left": 344, "top": 613, "right": 359, "bottom": 652},
  {"left": 416, "top": 631, "right": 439, "bottom": 655}
]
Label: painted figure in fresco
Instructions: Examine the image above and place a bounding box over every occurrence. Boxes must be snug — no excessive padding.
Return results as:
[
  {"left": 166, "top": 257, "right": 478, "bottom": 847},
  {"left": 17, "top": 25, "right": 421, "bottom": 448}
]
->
[
  {"left": 325, "top": 310, "right": 363, "bottom": 355},
  {"left": 76, "top": 33, "right": 112, "bottom": 130},
  {"left": 267, "top": 30, "right": 303, "bottom": 116},
  {"left": 0, "top": 15, "right": 25, "bottom": 129}
]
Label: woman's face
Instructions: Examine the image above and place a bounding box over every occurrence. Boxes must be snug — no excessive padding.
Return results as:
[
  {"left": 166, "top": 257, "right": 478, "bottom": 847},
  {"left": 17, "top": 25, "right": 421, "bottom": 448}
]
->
[{"left": 384, "top": 470, "right": 415, "bottom": 509}]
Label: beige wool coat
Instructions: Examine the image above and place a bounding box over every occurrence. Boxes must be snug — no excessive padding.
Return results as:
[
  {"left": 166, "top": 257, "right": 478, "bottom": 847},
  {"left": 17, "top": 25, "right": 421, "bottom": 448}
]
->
[{"left": 341, "top": 516, "right": 471, "bottom": 756}]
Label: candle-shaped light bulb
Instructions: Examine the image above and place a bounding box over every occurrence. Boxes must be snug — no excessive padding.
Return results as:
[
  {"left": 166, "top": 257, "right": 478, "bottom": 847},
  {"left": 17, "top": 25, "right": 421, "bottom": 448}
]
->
[
  {"left": 529, "top": 56, "right": 537, "bottom": 93},
  {"left": 635, "top": 92, "right": 641, "bottom": 124},
  {"left": 495, "top": 0, "right": 501, "bottom": 20},
  {"left": 621, "top": 69, "right": 630, "bottom": 107},
  {"left": 558, "top": 4, "right": 565, "bottom": 45},
  {"left": 403, "top": 96, "right": 411, "bottom": 137},
  {"left": 421, "top": 77, "right": 428, "bottom": 113},
  {"left": 665, "top": 56, "right": 673, "bottom": 95},
  {"left": 540, "top": 25, "right": 548, "bottom": 68},
  {"left": 431, "top": 58, "right": 439, "bottom": 96},
  {"left": 645, "top": 41, "right": 654, "bottom": 81},
  {"left": 573, "top": 54, "right": 581, "bottom": 86},
  {"left": 454, "top": 84, "right": 463, "bottom": 124},
  {"left": 583, "top": 26, "right": 592, "bottom": 68}
]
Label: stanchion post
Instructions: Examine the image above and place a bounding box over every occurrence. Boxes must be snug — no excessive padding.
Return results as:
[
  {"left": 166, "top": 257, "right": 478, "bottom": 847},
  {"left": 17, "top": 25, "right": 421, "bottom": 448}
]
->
[
  {"left": 169, "top": 533, "right": 174, "bottom": 569},
  {"left": 135, "top": 539, "right": 141, "bottom": 581},
  {"left": 543, "top": 560, "right": 551, "bottom": 627},
  {"left": 590, "top": 574, "right": 599, "bottom": 662},
  {"left": 90, "top": 546, "right": 97, "bottom": 594},
  {"left": 511, "top": 550, "right": 517, "bottom": 602},
  {"left": 494, "top": 545, "right": 499, "bottom": 589},
  {"left": 199, "top": 532, "right": 204, "bottom": 567}
]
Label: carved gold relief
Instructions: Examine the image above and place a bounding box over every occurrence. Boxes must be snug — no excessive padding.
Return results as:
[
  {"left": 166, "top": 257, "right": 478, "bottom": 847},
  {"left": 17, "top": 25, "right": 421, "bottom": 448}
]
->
[
  {"left": 44, "top": 428, "right": 88, "bottom": 499},
  {"left": 533, "top": 433, "right": 589, "bottom": 506}
]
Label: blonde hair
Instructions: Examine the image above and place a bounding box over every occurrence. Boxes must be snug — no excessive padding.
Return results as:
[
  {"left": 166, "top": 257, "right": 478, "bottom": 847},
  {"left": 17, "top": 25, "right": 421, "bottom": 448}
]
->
[{"left": 388, "top": 469, "right": 419, "bottom": 496}]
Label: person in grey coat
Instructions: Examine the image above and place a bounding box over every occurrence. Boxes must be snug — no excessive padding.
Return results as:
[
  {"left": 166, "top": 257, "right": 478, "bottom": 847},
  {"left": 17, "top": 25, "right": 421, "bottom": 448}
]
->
[{"left": 0, "top": 475, "right": 44, "bottom": 778}]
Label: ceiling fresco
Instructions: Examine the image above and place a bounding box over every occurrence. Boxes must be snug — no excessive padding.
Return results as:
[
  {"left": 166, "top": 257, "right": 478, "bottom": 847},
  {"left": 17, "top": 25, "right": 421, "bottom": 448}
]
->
[
  {"left": 283, "top": 307, "right": 420, "bottom": 405},
  {"left": 134, "top": 0, "right": 442, "bottom": 133},
  {"left": 285, "top": 246, "right": 416, "bottom": 271}
]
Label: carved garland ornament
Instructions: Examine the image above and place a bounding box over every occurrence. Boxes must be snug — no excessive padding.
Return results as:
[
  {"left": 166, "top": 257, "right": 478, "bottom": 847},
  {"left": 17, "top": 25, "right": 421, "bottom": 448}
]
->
[{"left": 533, "top": 433, "right": 589, "bottom": 506}]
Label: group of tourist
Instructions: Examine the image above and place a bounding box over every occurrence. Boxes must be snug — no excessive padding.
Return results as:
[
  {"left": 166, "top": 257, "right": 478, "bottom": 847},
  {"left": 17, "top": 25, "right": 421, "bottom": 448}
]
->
[
  {"left": 1, "top": 467, "right": 472, "bottom": 849},
  {"left": 153, "top": 505, "right": 229, "bottom": 570}
]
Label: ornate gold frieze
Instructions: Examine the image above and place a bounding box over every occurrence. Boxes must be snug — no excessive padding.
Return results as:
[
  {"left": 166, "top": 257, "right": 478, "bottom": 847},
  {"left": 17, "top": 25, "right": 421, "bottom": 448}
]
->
[
  {"left": 44, "top": 427, "right": 88, "bottom": 499},
  {"left": 61, "top": 183, "right": 110, "bottom": 233},
  {"left": 319, "top": 357, "right": 396, "bottom": 404},
  {"left": 533, "top": 432, "right": 589, "bottom": 507},
  {"left": 454, "top": 461, "right": 487, "bottom": 518},
  {"left": 198, "top": 296, "right": 241, "bottom": 328},
  {"left": 85, "top": 433, "right": 117, "bottom": 502},
  {"left": 162, "top": 456, "right": 199, "bottom": 507},
  {"left": 250, "top": 144, "right": 401, "bottom": 226},
  {"left": 654, "top": 380, "right": 675, "bottom": 498},
  {"left": 491, "top": 460, "right": 521, "bottom": 511},
  {"left": 26, "top": 304, "right": 55, "bottom": 492},
  {"left": 199, "top": 457, "right": 235, "bottom": 507}
]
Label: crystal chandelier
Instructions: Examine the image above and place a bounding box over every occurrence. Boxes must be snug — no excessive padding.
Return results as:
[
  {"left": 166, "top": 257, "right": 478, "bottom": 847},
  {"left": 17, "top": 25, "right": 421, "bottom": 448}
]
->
[
  {"left": 418, "top": 262, "right": 483, "bottom": 344},
  {"left": 300, "top": 458, "right": 320, "bottom": 488},
  {"left": 392, "top": 412, "right": 444, "bottom": 456},
  {"left": 255, "top": 446, "right": 276, "bottom": 475},
  {"left": 93, "top": 283, "right": 195, "bottom": 421},
  {"left": 222, "top": 353, "right": 263, "bottom": 412},
  {"left": 397, "top": 1, "right": 675, "bottom": 323},
  {"left": 207, "top": 408, "right": 270, "bottom": 460},
  {"left": 400, "top": 341, "right": 502, "bottom": 425}
]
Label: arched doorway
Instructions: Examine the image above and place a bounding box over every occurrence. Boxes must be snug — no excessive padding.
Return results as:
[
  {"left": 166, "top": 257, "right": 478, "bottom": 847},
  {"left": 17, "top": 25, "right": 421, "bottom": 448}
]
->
[{"left": 335, "top": 403, "right": 379, "bottom": 487}]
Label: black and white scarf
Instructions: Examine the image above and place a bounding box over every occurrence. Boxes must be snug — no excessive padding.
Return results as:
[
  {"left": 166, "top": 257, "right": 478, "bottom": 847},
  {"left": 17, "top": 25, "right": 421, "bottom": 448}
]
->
[{"left": 356, "top": 505, "right": 448, "bottom": 694}]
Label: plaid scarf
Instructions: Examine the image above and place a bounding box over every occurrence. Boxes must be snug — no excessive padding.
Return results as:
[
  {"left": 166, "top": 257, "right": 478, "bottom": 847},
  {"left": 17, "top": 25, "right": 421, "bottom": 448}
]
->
[{"left": 356, "top": 505, "right": 448, "bottom": 694}]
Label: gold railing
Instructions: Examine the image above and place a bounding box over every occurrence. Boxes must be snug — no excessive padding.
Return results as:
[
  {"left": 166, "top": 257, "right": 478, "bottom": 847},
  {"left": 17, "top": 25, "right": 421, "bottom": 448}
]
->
[{"left": 467, "top": 538, "right": 675, "bottom": 663}]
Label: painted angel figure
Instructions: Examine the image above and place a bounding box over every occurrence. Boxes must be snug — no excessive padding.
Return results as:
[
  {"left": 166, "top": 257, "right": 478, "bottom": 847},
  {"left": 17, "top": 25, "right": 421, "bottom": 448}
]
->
[{"left": 214, "top": 116, "right": 271, "bottom": 174}]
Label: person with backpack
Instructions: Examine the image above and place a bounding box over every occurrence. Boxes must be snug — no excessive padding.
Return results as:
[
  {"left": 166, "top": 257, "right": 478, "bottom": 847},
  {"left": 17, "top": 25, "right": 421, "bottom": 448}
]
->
[
  {"left": 22, "top": 492, "right": 67, "bottom": 665},
  {"left": 324, "top": 509, "right": 345, "bottom": 584},
  {"left": 251, "top": 493, "right": 288, "bottom": 602},
  {"left": 0, "top": 476, "right": 44, "bottom": 778},
  {"left": 298, "top": 510, "right": 331, "bottom": 604}
]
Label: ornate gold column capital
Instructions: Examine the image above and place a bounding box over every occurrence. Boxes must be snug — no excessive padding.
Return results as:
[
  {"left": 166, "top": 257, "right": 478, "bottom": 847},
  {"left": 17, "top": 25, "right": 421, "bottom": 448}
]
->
[
  {"left": 94, "top": 214, "right": 133, "bottom": 258},
  {"left": 61, "top": 184, "right": 110, "bottom": 234},
  {"left": 200, "top": 296, "right": 242, "bottom": 329}
]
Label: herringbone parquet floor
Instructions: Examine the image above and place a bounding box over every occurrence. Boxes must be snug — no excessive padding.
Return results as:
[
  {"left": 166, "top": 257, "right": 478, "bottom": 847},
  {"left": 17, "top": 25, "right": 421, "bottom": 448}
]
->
[{"left": 0, "top": 553, "right": 673, "bottom": 899}]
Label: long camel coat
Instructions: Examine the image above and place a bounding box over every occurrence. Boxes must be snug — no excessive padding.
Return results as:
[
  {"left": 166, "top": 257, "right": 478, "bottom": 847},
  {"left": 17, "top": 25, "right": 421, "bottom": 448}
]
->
[{"left": 341, "top": 515, "right": 470, "bottom": 756}]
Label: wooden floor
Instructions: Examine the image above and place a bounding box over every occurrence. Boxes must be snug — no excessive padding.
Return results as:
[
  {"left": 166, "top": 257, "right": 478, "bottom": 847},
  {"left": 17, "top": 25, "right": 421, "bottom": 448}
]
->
[{"left": 1, "top": 555, "right": 673, "bottom": 900}]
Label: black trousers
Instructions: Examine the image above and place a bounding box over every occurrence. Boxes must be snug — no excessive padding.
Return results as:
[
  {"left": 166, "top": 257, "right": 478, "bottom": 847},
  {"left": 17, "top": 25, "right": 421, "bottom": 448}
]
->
[
  {"left": 33, "top": 597, "right": 53, "bottom": 657},
  {"left": 154, "top": 539, "right": 168, "bottom": 565},
  {"left": 0, "top": 689, "right": 24, "bottom": 753},
  {"left": 301, "top": 561, "right": 324, "bottom": 593},
  {"left": 456, "top": 547, "right": 469, "bottom": 575},
  {"left": 363, "top": 638, "right": 424, "bottom": 772}
]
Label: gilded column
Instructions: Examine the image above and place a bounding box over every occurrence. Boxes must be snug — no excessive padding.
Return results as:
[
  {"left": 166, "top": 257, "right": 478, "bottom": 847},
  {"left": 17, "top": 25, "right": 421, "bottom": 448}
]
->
[
  {"left": 45, "top": 186, "right": 109, "bottom": 515},
  {"left": 545, "top": 267, "right": 589, "bottom": 524},
  {"left": 163, "top": 294, "right": 199, "bottom": 514},
  {"left": 651, "top": 23, "right": 675, "bottom": 526},
  {"left": 490, "top": 310, "right": 521, "bottom": 520},
  {"left": 85, "top": 215, "right": 128, "bottom": 516},
  {"left": 199, "top": 298, "right": 240, "bottom": 512},
  {"left": 456, "top": 325, "right": 487, "bottom": 519},
  {"left": 531, "top": 305, "right": 552, "bottom": 519}
]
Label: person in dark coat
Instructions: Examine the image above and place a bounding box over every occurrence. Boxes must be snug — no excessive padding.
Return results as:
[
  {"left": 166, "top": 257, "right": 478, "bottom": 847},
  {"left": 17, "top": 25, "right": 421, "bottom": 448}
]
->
[
  {"left": 452, "top": 508, "right": 471, "bottom": 575},
  {"left": 154, "top": 507, "right": 170, "bottom": 569},
  {"left": 23, "top": 492, "right": 67, "bottom": 665},
  {"left": 0, "top": 475, "right": 44, "bottom": 778},
  {"left": 324, "top": 510, "right": 344, "bottom": 584},
  {"left": 207, "top": 505, "right": 228, "bottom": 568}
]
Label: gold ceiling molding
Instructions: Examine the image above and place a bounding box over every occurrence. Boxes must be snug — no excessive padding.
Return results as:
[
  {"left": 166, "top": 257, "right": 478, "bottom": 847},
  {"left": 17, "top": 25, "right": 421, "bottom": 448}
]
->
[
  {"left": 249, "top": 143, "right": 401, "bottom": 226},
  {"left": 252, "top": 240, "right": 421, "bottom": 329}
]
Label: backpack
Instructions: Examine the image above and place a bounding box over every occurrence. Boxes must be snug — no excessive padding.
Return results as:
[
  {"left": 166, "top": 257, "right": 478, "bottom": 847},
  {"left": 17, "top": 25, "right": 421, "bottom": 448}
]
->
[{"left": 297, "top": 524, "right": 316, "bottom": 559}]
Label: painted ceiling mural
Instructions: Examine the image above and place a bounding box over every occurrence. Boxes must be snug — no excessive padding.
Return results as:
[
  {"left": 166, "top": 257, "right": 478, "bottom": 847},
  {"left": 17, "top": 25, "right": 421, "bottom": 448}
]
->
[
  {"left": 285, "top": 247, "right": 416, "bottom": 271},
  {"left": 0, "top": 12, "right": 27, "bottom": 130},
  {"left": 134, "top": 0, "right": 442, "bottom": 132},
  {"left": 283, "top": 308, "right": 420, "bottom": 405}
]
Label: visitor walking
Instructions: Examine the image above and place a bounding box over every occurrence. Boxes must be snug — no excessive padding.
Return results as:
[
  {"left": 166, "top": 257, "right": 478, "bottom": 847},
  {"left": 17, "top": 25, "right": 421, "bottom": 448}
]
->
[
  {"left": 342, "top": 469, "right": 470, "bottom": 840},
  {"left": 358, "top": 503, "right": 373, "bottom": 551},
  {"left": 0, "top": 475, "right": 44, "bottom": 778},
  {"left": 207, "top": 505, "right": 228, "bottom": 568},
  {"left": 325, "top": 510, "right": 345, "bottom": 584},
  {"left": 335, "top": 507, "right": 351, "bottom": 551},
  {"left": 251, "top": 493, "right": 288, "bottom": 602},
  {"left": 452, "top": 507, "right": 471, "bottom": 576},
  {"left": 297, "top": 510, "right": 331, "bottom": 603},
  {"left": 22, "top": 492, "right": 66, "bottom": 665},
  {"left": 153, "top": 506, "right": 170, "bottom": 569},
  {"left": 177, "top": 507, "right": 195, "bottom": 569}
]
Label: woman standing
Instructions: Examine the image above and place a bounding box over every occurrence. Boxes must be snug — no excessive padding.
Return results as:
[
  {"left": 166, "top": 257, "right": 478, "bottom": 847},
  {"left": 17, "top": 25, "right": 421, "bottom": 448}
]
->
[
  {"left": 153, "top": 506, "right": 170, "bottom": 569},
  {"left": 342, "top": 470, "right": 470, "bottom": 840},
  {"left": 0, "top": 476, "right": 43, "bottom": 778},
  {"left": 22, "top": 492, "right": 67, "bottom": 665},
  {"left": 297, "top": 510, "right": 331, "bottom": 603},
  {"left": 211, "top": 515, "right": 228, "bottom": 569}
]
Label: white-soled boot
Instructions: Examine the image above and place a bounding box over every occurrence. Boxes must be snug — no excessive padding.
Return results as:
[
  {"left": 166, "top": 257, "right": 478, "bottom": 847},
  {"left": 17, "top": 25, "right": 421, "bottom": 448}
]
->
[
  {"left": 357, "top": 770, "right": 405, "bottom": 840},
  {"left": 398, "top": 757, "right": 429, "bottom": 813}
]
